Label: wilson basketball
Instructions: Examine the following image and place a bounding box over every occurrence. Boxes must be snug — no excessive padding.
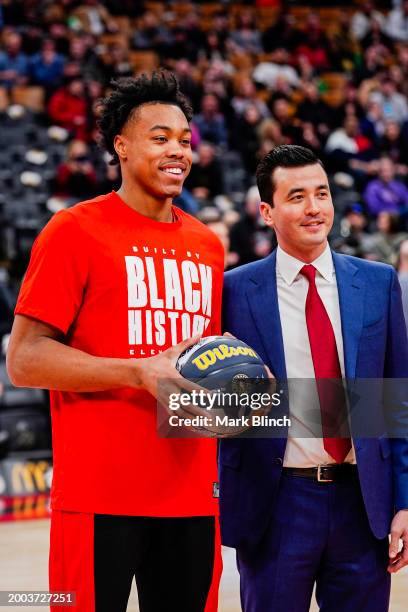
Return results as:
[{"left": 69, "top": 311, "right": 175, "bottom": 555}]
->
[{"left": 176, "top": 336, "right": 268, "bottom": 388}]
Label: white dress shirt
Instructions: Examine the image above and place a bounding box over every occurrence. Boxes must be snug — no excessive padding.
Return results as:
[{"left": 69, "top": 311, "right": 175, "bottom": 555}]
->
[{"left": 276, "top": 244, "right": 356, "bottom": 467}]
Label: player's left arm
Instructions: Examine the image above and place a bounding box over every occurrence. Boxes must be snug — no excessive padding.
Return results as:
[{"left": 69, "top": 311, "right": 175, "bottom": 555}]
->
[{"left": 384, "top": 269, "right": 408, "bottom": 572}]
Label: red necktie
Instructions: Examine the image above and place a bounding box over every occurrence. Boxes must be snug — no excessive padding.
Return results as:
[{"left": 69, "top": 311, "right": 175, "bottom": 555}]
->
[{"left": 300, "top": 264, "right": 352, "bottom": 463}]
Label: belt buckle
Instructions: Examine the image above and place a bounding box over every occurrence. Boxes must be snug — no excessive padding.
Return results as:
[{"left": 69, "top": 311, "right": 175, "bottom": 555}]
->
[{"left": 317, "top": 465, "right": 333, "bottom": 483}]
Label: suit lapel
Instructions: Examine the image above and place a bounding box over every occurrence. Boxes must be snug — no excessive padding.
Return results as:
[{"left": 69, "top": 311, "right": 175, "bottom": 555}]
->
[
  {"left": 332, "top": 252, "right": 364, "bottom": 379},
  {"left": 245, "top": 251, "right": 287, "bottom": 379},
  {"left": 244, "top": 250, "right": 364, "bottom": 380}
]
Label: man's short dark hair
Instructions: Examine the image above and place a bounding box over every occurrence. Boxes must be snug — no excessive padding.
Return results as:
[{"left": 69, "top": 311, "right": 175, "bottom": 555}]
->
[
  {"left": 97, "top": 70, "right": 193, "bottom": 165},
  {"left": 256, "top": 145, "right": 324, "bottom": 205}
]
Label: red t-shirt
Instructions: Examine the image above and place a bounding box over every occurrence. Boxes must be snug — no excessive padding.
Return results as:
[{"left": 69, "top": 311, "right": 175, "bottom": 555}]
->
[{"left": 15, "top": 191, "right": 224, "bottom": 516}]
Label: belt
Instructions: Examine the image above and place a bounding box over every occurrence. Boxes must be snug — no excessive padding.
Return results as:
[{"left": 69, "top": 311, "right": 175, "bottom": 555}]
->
[{"left": 282, "top": 464, "right": 358, "bottom": 483}]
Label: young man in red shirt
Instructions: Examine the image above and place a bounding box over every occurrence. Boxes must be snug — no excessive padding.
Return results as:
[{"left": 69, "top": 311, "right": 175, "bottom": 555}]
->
[{"left": 7, "top": 72, "right": 224, "bottom": 612}]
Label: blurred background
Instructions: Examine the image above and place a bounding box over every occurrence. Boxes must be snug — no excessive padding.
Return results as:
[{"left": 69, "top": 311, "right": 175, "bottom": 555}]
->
[{"left": 0, "top": 0, "right": 407, "bottom": 609}]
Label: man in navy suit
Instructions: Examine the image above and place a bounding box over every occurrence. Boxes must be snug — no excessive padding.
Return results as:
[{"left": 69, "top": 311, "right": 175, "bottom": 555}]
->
[{"left": 219, "top": 145, "right": 408, "bottom": 611}]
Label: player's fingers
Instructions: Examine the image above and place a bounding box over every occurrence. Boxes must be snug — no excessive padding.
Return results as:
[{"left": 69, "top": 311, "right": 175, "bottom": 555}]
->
[
  {"left": 389, "top": 529, "right": 401, "bottom": 559},
  {"left": 171, "top": 372, "right": 211, "bottom": 395},
  {"left": 176, "top": 334, "right": 201, "bottom": 353},
  {"left": 167, "top": 335, "right": 201, "bottom": 366},
  {"left": 223, "top": 332, "right": 236, "bottom": 338},
  {"left": 264, "top": 365, "right": 275, "bottom": 379},
  {"left": 388, "top": 554, "right": 407, "bottom": 573}
]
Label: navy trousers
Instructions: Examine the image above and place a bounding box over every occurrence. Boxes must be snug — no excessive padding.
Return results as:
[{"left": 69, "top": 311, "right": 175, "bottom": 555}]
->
[{"left": 237, "top": 472, "right": 391, "bottom": 612}]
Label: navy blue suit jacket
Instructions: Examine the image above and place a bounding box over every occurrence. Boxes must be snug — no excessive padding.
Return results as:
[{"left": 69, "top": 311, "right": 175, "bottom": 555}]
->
[{"left": 219, "top": 250, "right": 408, "bottom": 550}]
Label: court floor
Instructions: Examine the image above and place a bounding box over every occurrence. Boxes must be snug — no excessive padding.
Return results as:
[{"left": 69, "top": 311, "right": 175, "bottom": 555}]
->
[{"left": 0, "top": 519, "right": 406, "bottom": 611}]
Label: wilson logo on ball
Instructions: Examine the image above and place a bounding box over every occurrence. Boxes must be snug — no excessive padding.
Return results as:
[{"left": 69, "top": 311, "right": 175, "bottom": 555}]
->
[{"left": 192, "top": 344, "right": 258, "bottom": 371}]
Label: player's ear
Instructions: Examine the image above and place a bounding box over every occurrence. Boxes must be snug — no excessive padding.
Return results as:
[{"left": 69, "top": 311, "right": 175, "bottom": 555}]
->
[
  {"left": 260, "top": 201, "right": 274, "bottom": 228},
  {"left": 114, "top": 134, "right": 127, "bottom": 161}
]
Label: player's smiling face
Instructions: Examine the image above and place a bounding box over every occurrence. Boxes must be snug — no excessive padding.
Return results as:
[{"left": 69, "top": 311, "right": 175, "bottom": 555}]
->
[{"left": 115, "top": 102, "right": 193, "bottom": 201}]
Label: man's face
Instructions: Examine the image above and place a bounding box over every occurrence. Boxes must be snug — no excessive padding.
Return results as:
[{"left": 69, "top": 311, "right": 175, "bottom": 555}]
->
[
  {"left": 114, "top": 103, "right": 192, "bottom": 200},
  {"left": 198, "top": 143, "right": 214, "bottom": 165},
  {"left": 6, "top": 33, "right": 22, "bottom": 55},
  {"left": 379, "top": 158, "right": 395, "bottom": 182},
  {"left": 260, "top": 164, "right": 334, "bottom": 261},
  {"left": 202, "top": 95, "right": 218, "bottom": 115}
]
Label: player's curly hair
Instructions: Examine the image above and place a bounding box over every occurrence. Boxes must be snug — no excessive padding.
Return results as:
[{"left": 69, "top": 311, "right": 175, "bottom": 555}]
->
[{"left": 97, "top": 70, "right": 193, "bottom": 165}]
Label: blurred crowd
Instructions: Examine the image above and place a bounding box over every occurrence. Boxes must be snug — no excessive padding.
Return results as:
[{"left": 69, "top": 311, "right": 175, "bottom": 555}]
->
[{"left": 1, "top": 0, "right": 408, "bottom": 342}]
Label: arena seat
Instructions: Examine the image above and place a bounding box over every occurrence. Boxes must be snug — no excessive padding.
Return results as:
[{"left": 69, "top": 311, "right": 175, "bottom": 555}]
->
[
  {"left": 130, "top": 50, "right": 159, "bottom": 72},
  {"left": 11, "top": 87, "right": 45, "bottom": 113}
]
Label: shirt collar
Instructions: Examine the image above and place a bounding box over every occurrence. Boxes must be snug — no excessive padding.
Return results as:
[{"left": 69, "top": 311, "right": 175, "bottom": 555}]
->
[{"left": 276, "top": 243, "right": 334, "bottom": 286}]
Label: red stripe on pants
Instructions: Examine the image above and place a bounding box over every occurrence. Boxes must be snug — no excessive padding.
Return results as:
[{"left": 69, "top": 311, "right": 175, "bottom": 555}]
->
[
  {"left": 205, "top": 516, "right": 222, "bottom": 612},
  {"left": 49, "top": 510, "right": 95, "bottom": 612}
]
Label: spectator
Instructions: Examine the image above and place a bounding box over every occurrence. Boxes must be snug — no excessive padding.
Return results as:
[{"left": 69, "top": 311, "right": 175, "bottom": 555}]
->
[
  {"left": 253, "top": 48, "right": 300, "bottom": 90},
  {"left": 0, "top": 30, "right": 28, "bottom": 88},
  {"left": 261, "top": 12, "right": 298, "bottom": 54},
  {"left": 360, "top": 99, "right": 385, "bottom": 142},
  {"left": 325, "top": 115, "right": 373, "bottom": 166},
  {"left": 54, "top": 139, "right": 97, "bottom": 202},
  {"left": 362, "top": 211, "right": 407, "bottom": 264},
  {"left": 364, "top": 157, "right": 408, "bottom": 217},
  {"left": 370, "top": 77, "right": 408, "bottom": 125},
  {"left": 97, "top": 156, "right": 121, "bottom": 194},
  {"left": 201, "top": 61, "right": 231, "bottom": 105},
  {"left": 333, "top": 204, "right": 370, "bottom": 258},
  {"left": 48, "top": 77, "right": 88, "bottom": 141},
  {"left": 64, "top": 35, "right": 104, "bottom": 82},
  {"left": 334, "top": 83, "right": 365, "bottom": 126},
  {"left": 295, "top": 13, "right": 330, "bottom": 72},
  {"left": 386, "top": 0, "right": 408, "bottom": 43},
  {"left": 197, "top": 207, "right": 231, "bottom": 269},
  {"left": 396, "top": 239, "right": 408, "bottom": 333},
  {"left": 270, "top": 96, "right": 301, "bottom": 144},
  {"left": 48, "top": 21, "right": 71, "bottom": 55},
  {"left": 132, "top": 10, "right": 173, "bottom": 56},
  {"left": 229, "top": 185, "right": 274, "bottom": 266},
  {"left": 397, "top": 44, "right": 408, "bottom": 81},
  {"left": 378, "top": 120, "right": 408, "bottom": 171},
  {"left": 102, "top": 43, "right": 133, "bottom": 81},
  {"left": 360, "top": 13, "right": 392, "bottom": 50},
  {"left": 350, "top": 1, "right": 386, "bottom": 41},
  {"left": 298, "top": 122, "right": 324, "bottom": 158},
  {"left": 297, "top": 82, "right": 332, "bottom": 138},
  {"left": 169, "top": 12, "right": 206, "bottom": 63},
  {"left": 353, "top": 45, "right": 388, "bottom": 84},
  {"left": 184, "top": 142, "right": 224, "bottom": 202},
  {"left": 211, "top": 9, "right": 230, "bottom": 52},
  {"left": 29, "top": 38, "right": 65, "bottom": 93},
  {"left": 257, "top": 118, "right": 286, "bottom": 149},
  {"left": 173, "top": 59, "right": 201, "bottom": 110},
  {"left": 193, "top": 93, "right": 228, "bottom": 148},
  {"left": 200, "top": 30, "right": 227, "bottom": 63},
  {"left": 228, "top": 9, "right": 262, "bottom": 55},
  {"left": 231, "top": 76, "right": 269, "bottom": 120},
  {"left": 232, "top": 104, "right": 263, "bottom": 174},
  {"left": 70, "top": 0, "right": 118, "bottom": 36}
]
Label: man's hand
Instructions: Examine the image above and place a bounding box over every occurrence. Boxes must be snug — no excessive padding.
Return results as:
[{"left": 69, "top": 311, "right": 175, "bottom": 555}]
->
[
  {"left": 136, "top": 336, "right": 219, "bottom": 434},
  {"left": 135, "top": 335, "right": 201, "bottom": 399},
  {"left": 388, "top": 509, "right": 408, "bottom": 573}
]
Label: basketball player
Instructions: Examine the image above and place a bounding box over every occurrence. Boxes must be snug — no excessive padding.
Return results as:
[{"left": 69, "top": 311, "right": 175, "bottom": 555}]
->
[{"left": 7, "top": 72, "right": 224, "bottom": 612}]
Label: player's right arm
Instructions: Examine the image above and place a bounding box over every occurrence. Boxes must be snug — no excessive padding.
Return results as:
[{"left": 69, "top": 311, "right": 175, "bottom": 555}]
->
[{"left": 6, "top": 315, "right": 199, "bottom": 396}]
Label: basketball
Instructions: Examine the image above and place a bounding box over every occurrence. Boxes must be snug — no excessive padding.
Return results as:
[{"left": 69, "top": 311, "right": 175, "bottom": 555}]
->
[{"left": 176, "top": 335, "right": 268, "bottom": 389}]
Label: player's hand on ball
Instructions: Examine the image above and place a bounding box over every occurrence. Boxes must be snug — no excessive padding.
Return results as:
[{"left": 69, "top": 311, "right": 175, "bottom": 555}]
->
[
  {"left": 136, "top": 335, "right": 205, "bottom": 400},
  {"left": 136, "top": 336, "right": 218, "bottom": 433}
]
